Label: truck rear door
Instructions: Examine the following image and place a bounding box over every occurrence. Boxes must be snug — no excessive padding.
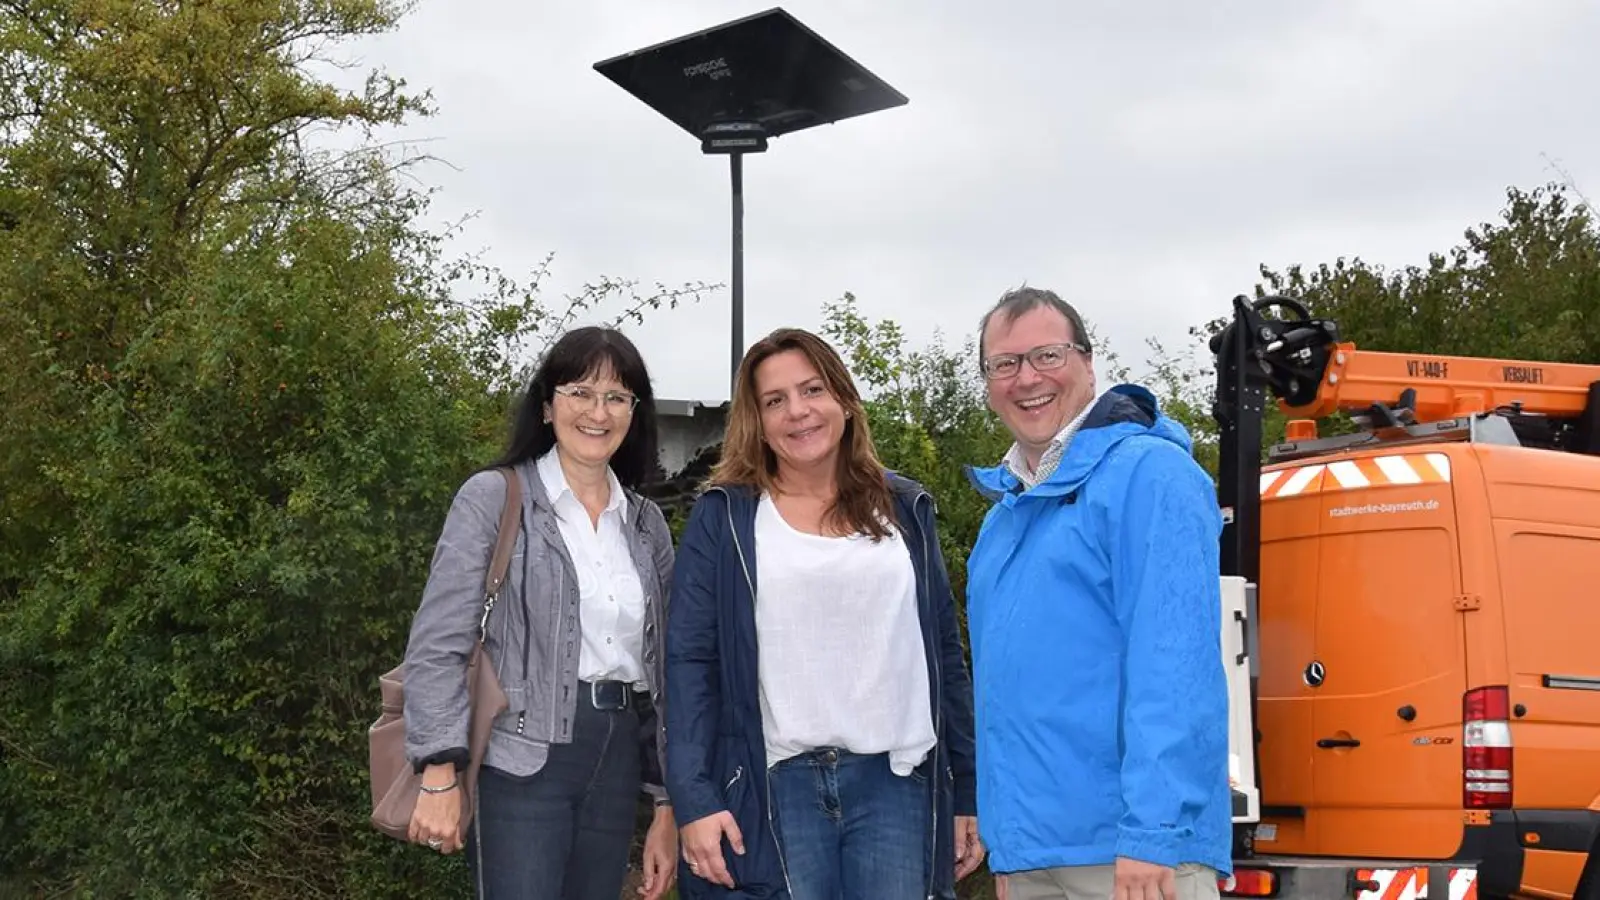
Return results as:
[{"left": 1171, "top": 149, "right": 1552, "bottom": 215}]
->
[
  {"left": 1307, "top": 450, "right": 1469, "bottom": 859},
  {"left": 1252, "top": 462, "right": 1328, "bottom": 853}
]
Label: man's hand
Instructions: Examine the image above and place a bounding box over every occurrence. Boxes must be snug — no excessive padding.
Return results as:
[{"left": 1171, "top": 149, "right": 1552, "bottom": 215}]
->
[
  {"left": 954, "top": 815, "right": 985, "bottom": 880},
  {"left": 638, "top": 805, "right": 678, "bottom": 899},
  {"left": 679, "top": 810, "right": 744, "bottom": 888},
  {"left": 1114, "top": 856, "right": 1177, "bottom": 900}
]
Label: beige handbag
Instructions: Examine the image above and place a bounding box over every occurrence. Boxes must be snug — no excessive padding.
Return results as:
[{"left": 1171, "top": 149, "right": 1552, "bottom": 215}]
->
[{"left": 368, "top": 467, "right": 520, "bottom": 842}]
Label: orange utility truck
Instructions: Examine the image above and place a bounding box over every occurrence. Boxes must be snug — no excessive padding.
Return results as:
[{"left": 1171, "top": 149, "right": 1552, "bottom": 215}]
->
[{"left": 1209, "top": 294, "right": 1600, "bottom": 900}]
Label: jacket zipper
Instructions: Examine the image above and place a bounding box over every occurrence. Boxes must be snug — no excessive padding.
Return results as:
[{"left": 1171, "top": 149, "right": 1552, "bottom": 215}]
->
[
  {"left": 720, "top": 490, "right": 796, "bottom": 897},
  {"left": 914, "top": 490, "right": 941, "bottom": 900}
]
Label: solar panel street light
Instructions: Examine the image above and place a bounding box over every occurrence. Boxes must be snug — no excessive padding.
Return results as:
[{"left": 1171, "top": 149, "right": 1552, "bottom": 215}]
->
[{"left": 594, "top": 7, "right": 908, "bottom": 390}]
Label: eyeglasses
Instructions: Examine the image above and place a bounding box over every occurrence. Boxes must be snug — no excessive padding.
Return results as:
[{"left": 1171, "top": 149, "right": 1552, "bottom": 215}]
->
[
  {"left": 553, "top": 384, "right": 638, "bottom": 413},
  {"left": 980, "top": 341, "right": 1088, "bottom": 381}
]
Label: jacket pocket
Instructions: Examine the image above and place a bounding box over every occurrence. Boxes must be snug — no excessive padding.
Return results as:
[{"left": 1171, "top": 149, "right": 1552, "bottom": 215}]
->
[
  {"left": 714, "top": 738, "right": 762, "bottom": 887},
  {"left": 493, "top": 683, "right": 532, "bottom": 737},
  {"left": 722, "top": 764, "right": 746, "bottom": 799}
]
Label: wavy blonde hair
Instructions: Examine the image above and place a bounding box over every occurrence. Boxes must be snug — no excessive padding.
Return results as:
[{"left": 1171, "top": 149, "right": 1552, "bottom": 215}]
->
[{"left": 707, "top": 328, "right": 894, "bottom": 540}]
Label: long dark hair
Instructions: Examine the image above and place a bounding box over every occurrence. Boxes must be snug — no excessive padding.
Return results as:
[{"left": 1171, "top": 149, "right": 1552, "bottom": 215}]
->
[
  {"left": 708, "top": 327, "right": 894, "bottom": 540},
  {"left": 490, "top": 327, "right": 659, "bottom": 488}
]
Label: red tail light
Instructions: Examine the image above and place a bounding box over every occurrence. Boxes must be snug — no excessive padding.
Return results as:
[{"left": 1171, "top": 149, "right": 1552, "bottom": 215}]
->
[
  {"left": 1463, "top": 686, "right": 1512, "bottom": 809},
  {"left": 1219, "top": 868, "right": 1277, "bottom": 897}
]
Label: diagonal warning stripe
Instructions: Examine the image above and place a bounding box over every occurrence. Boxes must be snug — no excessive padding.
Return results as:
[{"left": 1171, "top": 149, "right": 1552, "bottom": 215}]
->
[{"left": 1262, "top": 453, "right": 1453, "bottom": 498}]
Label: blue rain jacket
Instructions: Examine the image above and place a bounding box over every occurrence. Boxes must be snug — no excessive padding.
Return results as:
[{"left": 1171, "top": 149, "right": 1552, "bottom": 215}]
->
[{"left": 964, "top": 384, "right": 1233, "bottom": 877}]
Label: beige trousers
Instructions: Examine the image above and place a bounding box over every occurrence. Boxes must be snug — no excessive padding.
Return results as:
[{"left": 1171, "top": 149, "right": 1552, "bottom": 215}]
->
[{"left": 1004, "top": 862, "right": 1220, "bottom": 900}]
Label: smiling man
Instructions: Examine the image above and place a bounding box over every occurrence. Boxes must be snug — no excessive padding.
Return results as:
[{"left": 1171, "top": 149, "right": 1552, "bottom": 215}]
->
[{"left": 962, "top": 286, "right": 1233, "bottom": 900}]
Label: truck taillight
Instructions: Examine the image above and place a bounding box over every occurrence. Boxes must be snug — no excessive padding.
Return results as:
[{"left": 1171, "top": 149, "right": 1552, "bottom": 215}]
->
[{"left": 1463, "top": 686, "right": 1512, "bottom": 809}]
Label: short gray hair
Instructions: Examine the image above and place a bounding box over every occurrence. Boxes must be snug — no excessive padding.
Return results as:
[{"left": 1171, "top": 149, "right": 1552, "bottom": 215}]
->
[{"left": 977, "top": 285, "right": 1092, "bottom": 359}]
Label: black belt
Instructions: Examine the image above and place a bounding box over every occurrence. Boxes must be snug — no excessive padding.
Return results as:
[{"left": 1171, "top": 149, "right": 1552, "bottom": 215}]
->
[{"left": 582, "top": 679, "right": 641, "bottom": 712}]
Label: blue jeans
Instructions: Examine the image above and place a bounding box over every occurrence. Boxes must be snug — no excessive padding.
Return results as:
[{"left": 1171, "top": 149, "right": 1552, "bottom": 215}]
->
[
  {"left": 464, "top": 684, "right": 641, "bottom": 900},
  {"left": 768, "top": 748, "right": 932, "bottom": 900}
]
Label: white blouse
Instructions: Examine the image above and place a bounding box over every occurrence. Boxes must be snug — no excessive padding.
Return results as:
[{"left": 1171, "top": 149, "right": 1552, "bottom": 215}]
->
[{"left": 536, "top": 449, "right": 648, "bottom": 690}]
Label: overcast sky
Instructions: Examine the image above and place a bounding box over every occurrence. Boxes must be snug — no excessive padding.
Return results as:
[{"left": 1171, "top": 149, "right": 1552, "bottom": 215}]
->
[{"left": 344, "top": 0, "right": 1600, "bottom": 405}]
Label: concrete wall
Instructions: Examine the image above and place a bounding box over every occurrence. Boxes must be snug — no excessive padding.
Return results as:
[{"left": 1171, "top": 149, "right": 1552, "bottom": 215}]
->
[{"left": 655, "top": 399, "right": 727, "bottom": 481}]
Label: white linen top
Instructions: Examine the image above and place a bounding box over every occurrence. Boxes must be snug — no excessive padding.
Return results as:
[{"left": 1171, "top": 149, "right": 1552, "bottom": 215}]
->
[{"left": 752, "top": 492, "right": 936, "bottom": 775}]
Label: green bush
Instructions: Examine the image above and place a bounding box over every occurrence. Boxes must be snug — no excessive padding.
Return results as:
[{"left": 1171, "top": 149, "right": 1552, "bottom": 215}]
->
[{"left": 0, "top": 2, "right": 708, "bottom": 895}]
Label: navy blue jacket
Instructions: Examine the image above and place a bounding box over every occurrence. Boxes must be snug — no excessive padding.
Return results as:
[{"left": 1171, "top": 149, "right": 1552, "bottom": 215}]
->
[{"left": 664, "top": 473, "right": 979, "bottom": 899}]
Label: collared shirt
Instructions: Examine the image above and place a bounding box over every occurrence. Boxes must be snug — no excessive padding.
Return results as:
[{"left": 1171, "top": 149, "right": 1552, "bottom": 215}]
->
[
  {"left": 1002, "top": 388, "right": 1108, "bottom": 489},
  {"left": 536, "top": 449, "right": 648, "bottom": 689}
]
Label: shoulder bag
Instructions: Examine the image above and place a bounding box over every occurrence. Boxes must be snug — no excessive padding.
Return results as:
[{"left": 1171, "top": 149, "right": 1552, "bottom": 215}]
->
[{"left": 368, "top": 466, "right": 519, "bottom": 841}]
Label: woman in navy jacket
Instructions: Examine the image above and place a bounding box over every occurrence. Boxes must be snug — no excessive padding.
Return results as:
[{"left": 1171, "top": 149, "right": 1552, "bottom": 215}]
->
[{"left": 663, "top": 327, "right": 982, "bottom": 900}]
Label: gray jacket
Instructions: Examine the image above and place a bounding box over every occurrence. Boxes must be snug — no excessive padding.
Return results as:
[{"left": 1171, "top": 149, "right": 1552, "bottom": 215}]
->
[{"left": 402, "top": 459, "right": 675, "bottom": 801}]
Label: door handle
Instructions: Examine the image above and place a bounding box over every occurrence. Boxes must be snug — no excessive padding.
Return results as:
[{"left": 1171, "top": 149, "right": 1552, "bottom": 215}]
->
[{"left": 1316, "top": 737, "right": 1361, "bottom": 749}]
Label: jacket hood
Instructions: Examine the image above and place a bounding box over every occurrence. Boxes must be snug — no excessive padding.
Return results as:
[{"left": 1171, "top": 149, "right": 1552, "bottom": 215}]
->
[{"left": 965, "top": 383, "right": 1195, "bottom": 501}]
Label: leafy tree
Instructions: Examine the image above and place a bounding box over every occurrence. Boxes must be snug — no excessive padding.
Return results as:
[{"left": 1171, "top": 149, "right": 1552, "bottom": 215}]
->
[
  {"left": 1255, "top": 182, "right": 1600, "bottom": 364},
  {"left": 1199, "top": 181, "right": 1600, "bottom": 458},
  {"left": 0, "top": 2, "right": 708, "bottom": 896}
]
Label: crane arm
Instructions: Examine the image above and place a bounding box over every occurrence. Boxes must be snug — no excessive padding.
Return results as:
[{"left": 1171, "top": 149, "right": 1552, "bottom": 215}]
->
[
  {"left": 1283, "top": 343, "right": 1600, "bottom": 423},
  {"left": 1208, "top": 293, "right": 1600, "bottom": 427}
]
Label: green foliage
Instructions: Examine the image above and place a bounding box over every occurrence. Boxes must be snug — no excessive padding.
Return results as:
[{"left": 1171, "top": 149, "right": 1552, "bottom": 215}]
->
[
  {"left": 0, "top": 1, "right": 710, "bottom": 896},
  {"left": 2, "top": 205, "right": 496, "bottom": 900},
  {"left": 1224, "top": 181, "right": 1600, "bottom": 456},
  {"left": 1093, "top": 330, "right": 1224, "bottom": 478},
  {"left": 1256, "top": 182, "right": 1600, "bottom": 364}
]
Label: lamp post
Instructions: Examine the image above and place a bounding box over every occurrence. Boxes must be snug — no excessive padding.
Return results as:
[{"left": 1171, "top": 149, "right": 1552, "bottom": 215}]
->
[{"left": 595, "top": 7, "right": 908, "bottom": 392}]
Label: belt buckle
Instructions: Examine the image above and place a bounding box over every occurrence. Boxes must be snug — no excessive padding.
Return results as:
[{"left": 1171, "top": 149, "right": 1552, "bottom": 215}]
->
[{"left": 590, "top": 680, "right": 628, "bottom": 711}]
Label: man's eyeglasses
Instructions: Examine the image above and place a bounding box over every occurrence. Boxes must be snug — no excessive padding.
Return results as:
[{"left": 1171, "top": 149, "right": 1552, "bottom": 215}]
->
[
  {"left": 553, "top": 384, "right": 639, "bottom": 413},
  {"left": 980, "top": 342, "right": 1088, "bottom": 381}
]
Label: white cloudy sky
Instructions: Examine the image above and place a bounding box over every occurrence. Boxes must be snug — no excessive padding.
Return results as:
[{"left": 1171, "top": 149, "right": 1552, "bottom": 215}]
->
[{"left": 341, "top": 0, "right": 1600, "bottom": 405}]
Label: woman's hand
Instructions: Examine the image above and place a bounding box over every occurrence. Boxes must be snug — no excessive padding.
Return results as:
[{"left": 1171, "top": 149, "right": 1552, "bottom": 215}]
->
[
  {"left": 638, "top": 805, "right": 679, "bottom": 898},
  {"left": 406, "top": 764, "right": 464, "bottom": 854},
  {"left": 954, "top": 814, "right": 985, "bottom": 879},
  {"left": 679, "top": 810, "right": 744, "bottom": 888}
]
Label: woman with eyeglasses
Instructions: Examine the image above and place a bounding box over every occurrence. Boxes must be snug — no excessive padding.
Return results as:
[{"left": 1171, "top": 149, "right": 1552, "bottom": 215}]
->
[{"left": 401, "top": 326, "right": 679, "bottom": 900}]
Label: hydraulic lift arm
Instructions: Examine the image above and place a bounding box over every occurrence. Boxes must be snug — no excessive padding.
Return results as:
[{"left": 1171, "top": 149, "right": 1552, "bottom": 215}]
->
[
  {"left": 1266, "top": 333, "right": 1600, "bottom": 427},
  {"left": 1210, "top": 294, "right": 1325, "bottom": 588},
  {"left": 1209, "top": 292, "right": 1600, "bottom": 584}
]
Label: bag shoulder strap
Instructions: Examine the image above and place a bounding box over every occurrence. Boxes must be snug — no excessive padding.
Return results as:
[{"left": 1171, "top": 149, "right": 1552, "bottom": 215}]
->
[
  {"left": 485, "top": 466, "right": 523, "bottom": 598},
  {"left": 478, "top": 467, "right": 523, "bottom": 634}
]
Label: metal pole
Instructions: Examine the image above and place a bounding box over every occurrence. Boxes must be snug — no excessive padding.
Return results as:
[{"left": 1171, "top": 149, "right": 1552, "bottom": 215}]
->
[{"left": 730, "top": 151, "right": 744, "bottom": 392}]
